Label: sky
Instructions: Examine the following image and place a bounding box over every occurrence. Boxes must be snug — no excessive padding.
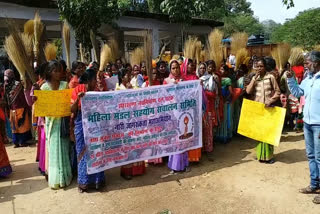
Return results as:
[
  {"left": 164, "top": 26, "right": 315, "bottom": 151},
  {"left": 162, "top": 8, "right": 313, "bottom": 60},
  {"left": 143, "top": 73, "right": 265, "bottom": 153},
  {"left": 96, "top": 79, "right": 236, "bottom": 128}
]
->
[{"left": 247, "top": 0, "right": 320, "bottom": 23}]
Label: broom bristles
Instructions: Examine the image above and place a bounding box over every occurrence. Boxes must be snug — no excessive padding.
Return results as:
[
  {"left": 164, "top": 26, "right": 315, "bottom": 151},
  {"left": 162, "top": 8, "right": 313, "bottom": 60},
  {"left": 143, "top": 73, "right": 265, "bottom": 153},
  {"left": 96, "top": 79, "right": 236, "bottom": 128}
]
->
[
  {"left": 235, "top": 48, "right": 248, "bottom": 69},
  {"left": 172, "top": 54, "right": 180, "bottom": 60},
  {"left": 108, "top": 39, "right": 119, "bottom": 63},
  {"left": 208, "top": 29, "right": 224, "bottom": 67},
  {"left": 231, "top": 32, "right": 248, "bottom": 55},
  {"left": 45, "top": 43, "right": 57, "bottom": 61},
  {"left": 79, "top": 43, "right": 84, "bottom": 62},
  {"left": 63, "top": 20, "right": 71, "bottom": 69},
  {"left": 34, "top": 11, "right": 44, "bottom": 60},
  {"left": 24, "top": 20, "right": 34, "bottom": 36},
  {"left": 289, "top": 47, "right": 304, "bottom": 66},
  {"left": 314, "top": 45, "right": 320, "bottom": 51},
  {"left": 278, "top": 43, "right": 291, "bottom": 71},
  {"left": 4, "top": 34, "right": 35, "bottom": 84},
  {"left": 195, "top": 40, "right": 202, "bottom": 63},
  {"left": 21, "top": 33, "right": 33, "bottom": 61},
  {"left": 130, "top": 47, "right": 145, "bottom": 66},
  {"left": 99, "top": 44, "right": 112, "bottom": 71}
]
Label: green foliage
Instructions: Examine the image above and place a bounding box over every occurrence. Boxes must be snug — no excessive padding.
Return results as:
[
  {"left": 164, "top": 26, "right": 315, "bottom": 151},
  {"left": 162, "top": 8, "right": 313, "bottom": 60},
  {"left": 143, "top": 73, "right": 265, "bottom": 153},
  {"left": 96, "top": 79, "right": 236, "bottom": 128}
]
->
[
  {"left": 282, "top": 0, "right": 294, "bottom": 9},
  {"left": 53, "top": 39, "right": 63, "bottom": 59},
  {"left": 271, "top": 8, "right": 320, "bottom": 49},
  {"left": 261, "top": 20, "right": 281, "bottom": 41},
  {"left": 57, "top": 0, "right": 121, "bottom": 48},
  {"left": 223, "top": 14, "right": 263, "bottom": 37}
]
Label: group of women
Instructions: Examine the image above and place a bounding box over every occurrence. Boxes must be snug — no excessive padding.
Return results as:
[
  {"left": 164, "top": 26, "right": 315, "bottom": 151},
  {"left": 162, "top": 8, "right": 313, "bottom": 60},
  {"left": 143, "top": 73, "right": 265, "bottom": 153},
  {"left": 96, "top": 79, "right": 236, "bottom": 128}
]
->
[{"left": 1, "top": 52, "right": 300, "bottom": 191}]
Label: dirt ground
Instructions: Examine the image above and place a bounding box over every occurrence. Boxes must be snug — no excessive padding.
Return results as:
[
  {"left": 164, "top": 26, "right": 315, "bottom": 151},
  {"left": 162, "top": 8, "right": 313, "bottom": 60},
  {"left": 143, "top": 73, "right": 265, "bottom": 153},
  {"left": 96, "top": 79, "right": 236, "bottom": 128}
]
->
[{"left": 0, "top": 131, "right": 319, "bottom": 214}]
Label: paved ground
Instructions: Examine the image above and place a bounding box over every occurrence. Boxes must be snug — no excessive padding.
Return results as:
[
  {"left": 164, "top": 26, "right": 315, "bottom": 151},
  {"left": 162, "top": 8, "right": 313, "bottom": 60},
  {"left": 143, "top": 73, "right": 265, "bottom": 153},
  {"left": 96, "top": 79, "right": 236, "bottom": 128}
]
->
[{"left": 0, "top": 132, "right": 319, "bottom": 214}]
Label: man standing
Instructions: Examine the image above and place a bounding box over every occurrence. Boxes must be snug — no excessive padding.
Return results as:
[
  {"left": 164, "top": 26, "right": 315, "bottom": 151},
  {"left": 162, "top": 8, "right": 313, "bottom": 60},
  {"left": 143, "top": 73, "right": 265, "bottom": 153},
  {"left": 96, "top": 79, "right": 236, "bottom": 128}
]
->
[{"left": 287, "top": 51, "right": 320, "bottom": 204}]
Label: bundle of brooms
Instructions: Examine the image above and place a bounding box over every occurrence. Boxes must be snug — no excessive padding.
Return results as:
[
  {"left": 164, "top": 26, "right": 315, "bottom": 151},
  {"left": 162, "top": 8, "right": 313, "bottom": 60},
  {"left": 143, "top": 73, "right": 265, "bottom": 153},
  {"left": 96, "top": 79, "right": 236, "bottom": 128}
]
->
[
  {"left": 99, "top": 43, "right": 112, "bottom": 71},
  {"left": 130, "top": 47, "right": 145, "bottom": 66},
  {"left": 289, "top": 47, "right": 304, "bottom": 66},
  {"left": 63, "top": 21, "right": 71, "bottom": 69},
  {"left": 34, "top": 11, "right": 44, "bottom": 64},
  {"left": 108, "top": 39, "right": 119, "bottom": 63},
  {"left": 4, "top": 25, "right": 36, "bottom": 85},
  {"left": 235, "top": 48, "right": 249, "bottom": 70},
  {"left": 271, "top": 43, "right": 291, "bottom": 72},
  {"left": 45, "top": 43, "right": 58, "bottom": 61},
  {"left": 208, "top": 29, "right": 224, "bottom": 67},
  {"left": 231, "top": 32, "right": 248, "bottom": 55},
  {"left": 183, "top": 37, "right": 202, "bottom": 62}
]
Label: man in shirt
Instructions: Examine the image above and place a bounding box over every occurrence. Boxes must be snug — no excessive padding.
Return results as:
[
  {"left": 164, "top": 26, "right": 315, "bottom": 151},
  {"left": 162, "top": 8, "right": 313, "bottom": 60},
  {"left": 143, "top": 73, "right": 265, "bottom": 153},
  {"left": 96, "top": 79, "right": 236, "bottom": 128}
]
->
[{"left": 287, "top": 51, "right": 320, "bottom": 204}]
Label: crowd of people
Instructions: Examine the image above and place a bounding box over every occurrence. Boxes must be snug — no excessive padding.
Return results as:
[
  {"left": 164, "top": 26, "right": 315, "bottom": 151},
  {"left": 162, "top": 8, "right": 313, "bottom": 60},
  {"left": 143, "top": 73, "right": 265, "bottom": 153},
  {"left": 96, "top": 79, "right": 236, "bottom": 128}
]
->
[{"left": 0, "top": 49, "right": 319, "bottom": 203}]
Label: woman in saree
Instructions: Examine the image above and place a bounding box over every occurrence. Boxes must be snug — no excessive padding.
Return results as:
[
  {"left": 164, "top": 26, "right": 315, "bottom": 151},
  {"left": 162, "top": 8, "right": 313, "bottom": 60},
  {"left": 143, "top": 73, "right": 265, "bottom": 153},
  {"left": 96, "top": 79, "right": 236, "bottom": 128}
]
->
[
  {"left": 117, "top": 73, "right": 146, "bottom": 180},
  {"left": 0, "top": 90, "right": 12, "bottom": 177},
  {"left": 71, "top": 69, "right": 105, "bottom": 193},
  {"left": 197, "top": 62, "right": 219, "bottom": 159},
  {"left": 69, "top": 61, "right": 85, "bottom": 89},
  {"left": 4, "top": 69, "right": 32, "bottom": 148},
  {"left": 246, "top": 58, "right": 281, "bottom": 164},
  {"left": 215, "top": 65, "right": 234, "bottom": 144},
  {"left": 180, "top": 59, "right": 202, "bottom": 162},
  {"left": 142, "top": 68, "right": 162, "bottom": 164},
  {"left": 164, "top": 60, "right": 189, "bottom": 173},
  {"left": 25, "top": 63, "right": 47, "bottom": 175},
  {"left": 40, "top": 60, "right": 73, "bottom": 188}
]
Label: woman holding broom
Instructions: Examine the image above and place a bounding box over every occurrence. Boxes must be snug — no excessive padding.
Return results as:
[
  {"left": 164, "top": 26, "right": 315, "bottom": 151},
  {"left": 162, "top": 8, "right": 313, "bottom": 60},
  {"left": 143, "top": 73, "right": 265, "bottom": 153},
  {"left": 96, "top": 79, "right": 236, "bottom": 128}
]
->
[
  {"left": 246, "top": 58, "right": 281, "bottom": 164},
  {"left": 197, "top": 61, "right": 219, "bottom": 159},
  {"left": 71, "top": 69, "right": 105, "bottom": 192},
  {"left": 164, "top": 59, "right": 190, "bottom": 174},
  {"left": 39, "top": 60, "right": 73, "bottom": 189},
  {"left": 180, "top": 59, "right": 202, "bottom": 163},
  {"left": 4, "top": 69, "right": 32, "bottom": 148}
]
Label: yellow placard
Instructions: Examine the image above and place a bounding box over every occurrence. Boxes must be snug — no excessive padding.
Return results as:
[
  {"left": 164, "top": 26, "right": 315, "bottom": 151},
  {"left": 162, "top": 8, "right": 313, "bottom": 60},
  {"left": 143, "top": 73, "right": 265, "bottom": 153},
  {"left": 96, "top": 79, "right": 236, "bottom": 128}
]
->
[
  {"left": 238, "top": 99, "right": 286, "bottom": 147},
  {"left": 34, "top": 89, "right": 73, "bottom": 117}
]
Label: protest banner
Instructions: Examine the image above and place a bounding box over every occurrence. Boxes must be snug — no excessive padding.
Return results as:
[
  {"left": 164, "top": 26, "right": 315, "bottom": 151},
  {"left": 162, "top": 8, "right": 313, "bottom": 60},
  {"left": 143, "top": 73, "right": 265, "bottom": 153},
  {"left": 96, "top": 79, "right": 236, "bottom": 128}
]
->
[
  {"left": 34, "top": 89, "right": 73, "bottom": 117},
  {"left": 238, "top": 99, "right": 286, "bottom": 147},
  {"left": 81, "top": 80, "right": 202, "bottom": 174}
]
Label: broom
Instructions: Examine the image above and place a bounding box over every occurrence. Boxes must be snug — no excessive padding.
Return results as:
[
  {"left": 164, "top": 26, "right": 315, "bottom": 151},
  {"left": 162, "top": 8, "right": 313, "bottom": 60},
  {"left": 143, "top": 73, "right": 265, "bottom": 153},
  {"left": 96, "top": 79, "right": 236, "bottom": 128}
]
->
[
  {"left": 90, "top": 30, "right": 98, "bottom": 62},
  {"left": 4, "top": 34, "right": 36, "bottom": 85},
  {"left": 21, "top": 33, "right": 34, "bottom": 63},
  {"left": 144, "top": 30, "right": 153, "bottom": 85},
  {"left": 45, "top": 43, "right": 57, "bottom": 61},
  {"left": 108, "top": 39, "right": 119, "bottom": 63},
  {"left": 99, "top": 43, "right": 112, "bottom": 71},
  {"left": 24, "top": 20, "right": 34, "bottom": 36},
  {"left": 278, "top": 43, "right": 291, "bottom": 71},
  {"left": 79, "top": 43, "right": 84, "bottom": 62},
  {"left": 314, "top": 45, "right": 320, "bottom": 51},
  {"left": 235, "top": 48, "right": 248, "bottom": 70},
  {"left": 195, "top": 40, "right": 202, "bottom": 64},
  {"left": 289, "top": 47, "right": 304, "bottom": 66},
  {"left": 208, "top": 29, "right": 224, "bottom": 68},
  {"left": 183, "top": 37, "right": 196, "bottom": 60},
  {"left": 34, "top": 11, "right": 44, "bottom": 63},
  {"left": 231, "top": 32, "right": 248, "bottom": 55},
  {"left": 130, "top": 47, "right": 145, "bottom": 66},
  {"left": 63, "top": 20, "right": 71, "bottom": 69}
]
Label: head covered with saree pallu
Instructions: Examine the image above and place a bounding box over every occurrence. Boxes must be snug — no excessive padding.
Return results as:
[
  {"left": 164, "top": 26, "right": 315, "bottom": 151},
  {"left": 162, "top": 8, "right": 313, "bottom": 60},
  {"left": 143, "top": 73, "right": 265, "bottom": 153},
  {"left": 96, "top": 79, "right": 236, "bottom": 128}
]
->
[{"left": 181, "top": 58, "right": 198, "bottom": 81}]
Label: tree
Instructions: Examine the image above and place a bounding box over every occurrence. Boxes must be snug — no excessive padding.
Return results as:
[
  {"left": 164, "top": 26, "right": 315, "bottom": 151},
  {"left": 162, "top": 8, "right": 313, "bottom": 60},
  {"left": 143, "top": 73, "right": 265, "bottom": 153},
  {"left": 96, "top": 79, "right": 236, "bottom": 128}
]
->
[
  {"left": 282, "top": 0, "right": 294, "bottom": 9},
  {"left": 261, "top": 20, "right": 281, "bottom": 41},
  {"left": 271, "top": 8, "right": 320, "bottom": 49},
  {"left": 223, "top": 14, "right": 263, "bottom": 36},
  {"left": 57, "top": 0, "right": 121, "bottom": 48}
]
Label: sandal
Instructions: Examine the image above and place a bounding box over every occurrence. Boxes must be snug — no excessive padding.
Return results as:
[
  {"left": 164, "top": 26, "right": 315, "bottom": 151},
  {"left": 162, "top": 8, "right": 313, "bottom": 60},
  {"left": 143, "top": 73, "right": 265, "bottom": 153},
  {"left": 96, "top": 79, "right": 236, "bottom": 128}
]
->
[
  {"left": 121, "top": 173, "right": 132, "bottom": 180},
  {"left": 265, "top": 159, "right": 275, "bottom": 164},
  {"left": 313, "top": 195, "right": 320, "bottom": 204},
  {"left": 299, "top": 186, "right": 320, "bottom": 194}
]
